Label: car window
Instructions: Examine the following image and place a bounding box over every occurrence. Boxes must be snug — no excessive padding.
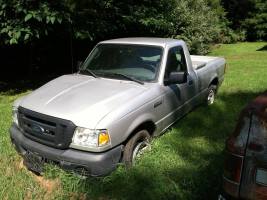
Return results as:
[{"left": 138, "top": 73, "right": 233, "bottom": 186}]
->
[
  {"left": 164, "top": 46, "right": 187, "bottom": 78},
  {"left": 82, "top": 44, "right": 163, "bottom": 82}
]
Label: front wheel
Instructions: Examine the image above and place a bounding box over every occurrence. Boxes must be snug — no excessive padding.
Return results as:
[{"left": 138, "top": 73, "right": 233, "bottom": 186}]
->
[
  {"left": 206, "top": 85, "right": 217, "bottom": 105},
  {"left": 122, "top": 130, "right": 150, "bottom": 167}
]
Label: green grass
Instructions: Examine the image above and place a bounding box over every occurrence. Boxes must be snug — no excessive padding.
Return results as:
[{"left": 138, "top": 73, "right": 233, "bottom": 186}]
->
[{"left": 1, "top": 42, "right": 267, "bottom": 199}]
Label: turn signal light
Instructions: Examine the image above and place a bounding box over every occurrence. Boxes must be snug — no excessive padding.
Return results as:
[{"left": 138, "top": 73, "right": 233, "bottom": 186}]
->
[
  {"left": 98, "top": 131, "right": 110, "bottom": 146},
  {"left": 223, "top": 151, "right": 243, "bottom": 183}
]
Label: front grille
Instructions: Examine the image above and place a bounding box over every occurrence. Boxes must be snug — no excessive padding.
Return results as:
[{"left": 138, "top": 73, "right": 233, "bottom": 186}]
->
[{"left": 18, "top": 107, "right": 76, "bottom": 149}]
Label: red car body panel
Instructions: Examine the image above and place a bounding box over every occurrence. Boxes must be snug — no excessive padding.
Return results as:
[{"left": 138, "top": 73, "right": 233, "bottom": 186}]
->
[{"left": 223, "top": 91, "right": 267, "bottom": 200}]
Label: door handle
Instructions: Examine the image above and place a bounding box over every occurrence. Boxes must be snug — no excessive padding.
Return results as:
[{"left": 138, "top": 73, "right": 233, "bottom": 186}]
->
[{"left": 154, "top": 100, "right": 163, "bottom": 108}]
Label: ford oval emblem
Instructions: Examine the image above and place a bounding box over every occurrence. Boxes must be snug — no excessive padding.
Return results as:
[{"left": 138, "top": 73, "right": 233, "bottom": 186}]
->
[{"left": 32, "top": 124, "right": 45, "bottom": 134}]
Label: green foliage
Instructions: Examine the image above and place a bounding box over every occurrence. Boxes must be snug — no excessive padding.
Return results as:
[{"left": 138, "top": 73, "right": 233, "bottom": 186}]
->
[
  {"left": 170, "top": 0, "right": 225, "bottom": 54},
  {"left": 242, "top": 0, "right": 267, "bottom": 41},
  {"left": 222, "top": 0, "right": 252, "bottom": 29},
  {"left": 222, "top": 0, "right": 267, "bottom": 41},
  {"left": 219, "top": 28, "right": 246, "bottom": 44},
  {"left": 0, "top": 0, "right": 238, "bottom": 53},
  {"left": 68, "top": 0, "right": 229, "bottom": 54},
  {"left": 68, "top": 0, "right": 177, "bottom": 41},
  {"left": 0, "top": 0, "right": 229, "bottom": 53},
  {"left": 0, "top": 0, "right": 71, "bottom": 45}
]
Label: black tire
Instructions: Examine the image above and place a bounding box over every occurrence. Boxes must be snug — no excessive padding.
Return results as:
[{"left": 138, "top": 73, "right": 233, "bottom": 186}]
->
[
  {"left": 122, "top": 130, "right": 150, "bottom": 167},
  {"left": 206, "top": 85, "right": 217, "bottom": 105}
]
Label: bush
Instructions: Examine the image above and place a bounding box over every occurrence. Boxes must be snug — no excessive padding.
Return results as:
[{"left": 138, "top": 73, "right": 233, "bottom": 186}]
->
[
  {"left": 220, "top": 28, "right": 246, "bottom": 44},
  {"left": 170, "top": 0, "right": 227, "bottom": 54},
  {"left": 0, "top": 0, "right": 229, "bottom": 53},
  {"left": 0, "top": 0, "right": 71, "bottom": 45}
]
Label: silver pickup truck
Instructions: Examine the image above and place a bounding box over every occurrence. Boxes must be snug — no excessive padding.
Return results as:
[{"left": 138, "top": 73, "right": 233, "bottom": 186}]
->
[{"left": 10, "top": 38, "right": 225, "bottom": 176}]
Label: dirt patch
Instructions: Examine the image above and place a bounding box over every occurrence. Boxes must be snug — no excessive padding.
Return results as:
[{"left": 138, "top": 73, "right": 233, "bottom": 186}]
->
[
  {"left": 16, "top": 159, "right": 25, "bottom": 170},
  {"left": 34, "top": 176, "right": 61, "bottom": 195},
  {"left": 15, "top": 159, "right": 61, "bottom": 199},
  {"left": 69, "top": 192, "right": 87, "bottom": 200},
  {"left": 33, "top": 174, "right": 61, "bottom": 199},
  {"left": 23, "top": 190, "right": 32, "bottom": 200}
]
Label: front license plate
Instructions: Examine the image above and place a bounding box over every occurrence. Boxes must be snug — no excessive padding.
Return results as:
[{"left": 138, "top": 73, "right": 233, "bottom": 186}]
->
[{"left": 24, "top": 151, "right": 44, "bottom": 173}]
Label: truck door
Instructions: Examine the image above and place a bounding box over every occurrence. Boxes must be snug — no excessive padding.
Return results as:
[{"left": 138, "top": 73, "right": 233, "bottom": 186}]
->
[{"left": 160, "top": 46, "right": 197, "bottom": 129}]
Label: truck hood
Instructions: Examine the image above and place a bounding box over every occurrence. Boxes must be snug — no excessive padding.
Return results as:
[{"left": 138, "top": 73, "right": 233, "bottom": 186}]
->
[{"left": 20, "top": 74, "right": 147, "bottom": 128}]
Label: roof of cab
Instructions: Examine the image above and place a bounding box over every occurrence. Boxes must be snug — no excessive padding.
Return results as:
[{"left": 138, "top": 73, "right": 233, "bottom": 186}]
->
[{"left": 99, "top": 37, "right": 184, "bottom": 47}]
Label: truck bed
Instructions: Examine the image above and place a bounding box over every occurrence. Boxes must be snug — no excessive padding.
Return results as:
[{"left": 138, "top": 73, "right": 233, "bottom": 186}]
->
[{"left": 191, "top": 55, "right": 222, "bottom": 70}]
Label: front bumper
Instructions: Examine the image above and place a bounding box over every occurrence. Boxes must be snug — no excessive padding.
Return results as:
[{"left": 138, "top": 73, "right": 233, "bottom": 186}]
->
[{"left": 10, "top": 124, "right": 123, "bottom": 176}]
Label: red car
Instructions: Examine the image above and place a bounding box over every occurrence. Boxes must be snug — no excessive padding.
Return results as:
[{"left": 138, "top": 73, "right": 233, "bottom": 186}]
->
[{"left": 220, "top": 91, "right": 267, "bottom": 200}]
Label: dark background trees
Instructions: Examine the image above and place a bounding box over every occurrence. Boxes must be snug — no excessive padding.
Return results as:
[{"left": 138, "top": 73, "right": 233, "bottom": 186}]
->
[
  {"left": 0, "top": 0, "right": 266, "bottom": 82},
  {"left": 222, "top": 0, "right": 267, "bottom": 41}
]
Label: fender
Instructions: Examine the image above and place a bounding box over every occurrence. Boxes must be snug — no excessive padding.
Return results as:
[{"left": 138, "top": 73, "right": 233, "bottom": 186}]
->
[{"left": 123, "top": 112, "right": 156, "bottom": 142}]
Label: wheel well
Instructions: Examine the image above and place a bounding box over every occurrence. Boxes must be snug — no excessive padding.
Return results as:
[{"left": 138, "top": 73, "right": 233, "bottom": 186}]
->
[
  {"left": 124, "top": 121, "right": 156, "bottom": 144},
  {"left": 209, "top": 77, "right": 219, "bottom": 94},
  {"left": 210, "top": 77, "right": 218, "bottom": 86}
]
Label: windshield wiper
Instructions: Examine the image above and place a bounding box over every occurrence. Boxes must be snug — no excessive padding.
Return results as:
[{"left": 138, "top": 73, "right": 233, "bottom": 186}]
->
[
  {"left": 106, "top": 72, "right": 144, "bottom": 85},
  {"left": 79, "top": 68, "right": 98, "bottom": 78}
]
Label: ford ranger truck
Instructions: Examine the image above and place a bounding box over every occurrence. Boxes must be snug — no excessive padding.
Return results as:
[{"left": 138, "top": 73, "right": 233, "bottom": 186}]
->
[{"left": 10, "top": 38, "right": 226, "bottom": 176}]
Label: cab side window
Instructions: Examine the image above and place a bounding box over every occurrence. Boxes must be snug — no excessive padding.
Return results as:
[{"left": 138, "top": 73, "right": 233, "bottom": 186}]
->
[{"left": 165, "top": 46, "right": 187, "bottom": 78}]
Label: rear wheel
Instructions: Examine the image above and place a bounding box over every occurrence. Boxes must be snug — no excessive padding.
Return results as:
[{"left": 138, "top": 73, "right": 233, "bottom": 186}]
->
[
  {"left": 206, "top": 85, "right": 217, "bottom": 105},
  {"left": 122, "top": 130, "right": 150, "bottom": 167}
]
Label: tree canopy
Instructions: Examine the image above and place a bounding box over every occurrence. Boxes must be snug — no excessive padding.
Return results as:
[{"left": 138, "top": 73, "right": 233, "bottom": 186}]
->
[
  {"left": 0, "top": 0, "right": 71, "bottom": 45},
  {"left": 222, "top": 0, "right": 267, "bottom": 41},
  {"left": 0, "top": 0, "right": 230, "bottom": 54},
  {"left": 0, "top": 0, "right": 266, "bottom": 80}
]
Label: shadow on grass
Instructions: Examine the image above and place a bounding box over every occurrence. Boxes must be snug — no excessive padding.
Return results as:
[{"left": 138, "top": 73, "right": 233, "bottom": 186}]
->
[
  {"left": 257, "top": 45, "right": 267, "bottom": 51},
  {"left": 52, "top": 91, "right": 260, "bottom": 200}
]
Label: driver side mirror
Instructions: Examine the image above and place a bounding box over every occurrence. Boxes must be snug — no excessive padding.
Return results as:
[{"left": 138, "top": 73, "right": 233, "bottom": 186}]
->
[{"left": 164, "top": 71, "right": 187, "bottom": 85}]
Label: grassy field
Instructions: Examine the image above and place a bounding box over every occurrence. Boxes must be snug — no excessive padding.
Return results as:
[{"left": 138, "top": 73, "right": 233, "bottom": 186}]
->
[{"left": 1, "top": 42, "right": 267, "bottom": 200}]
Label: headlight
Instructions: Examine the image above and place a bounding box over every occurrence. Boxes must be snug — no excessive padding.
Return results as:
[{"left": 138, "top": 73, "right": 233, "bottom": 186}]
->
[
  {"left": 70, "top": 127, "right": 110, "bottom": 149},
  {"left": 12, "top": 107, "right": 19, "bottom": 126}
]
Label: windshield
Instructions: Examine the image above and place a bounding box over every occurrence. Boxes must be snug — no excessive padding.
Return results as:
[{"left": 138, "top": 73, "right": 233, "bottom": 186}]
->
[{"left": 81, "top": 44, "right": 163, "bottom": 82}]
